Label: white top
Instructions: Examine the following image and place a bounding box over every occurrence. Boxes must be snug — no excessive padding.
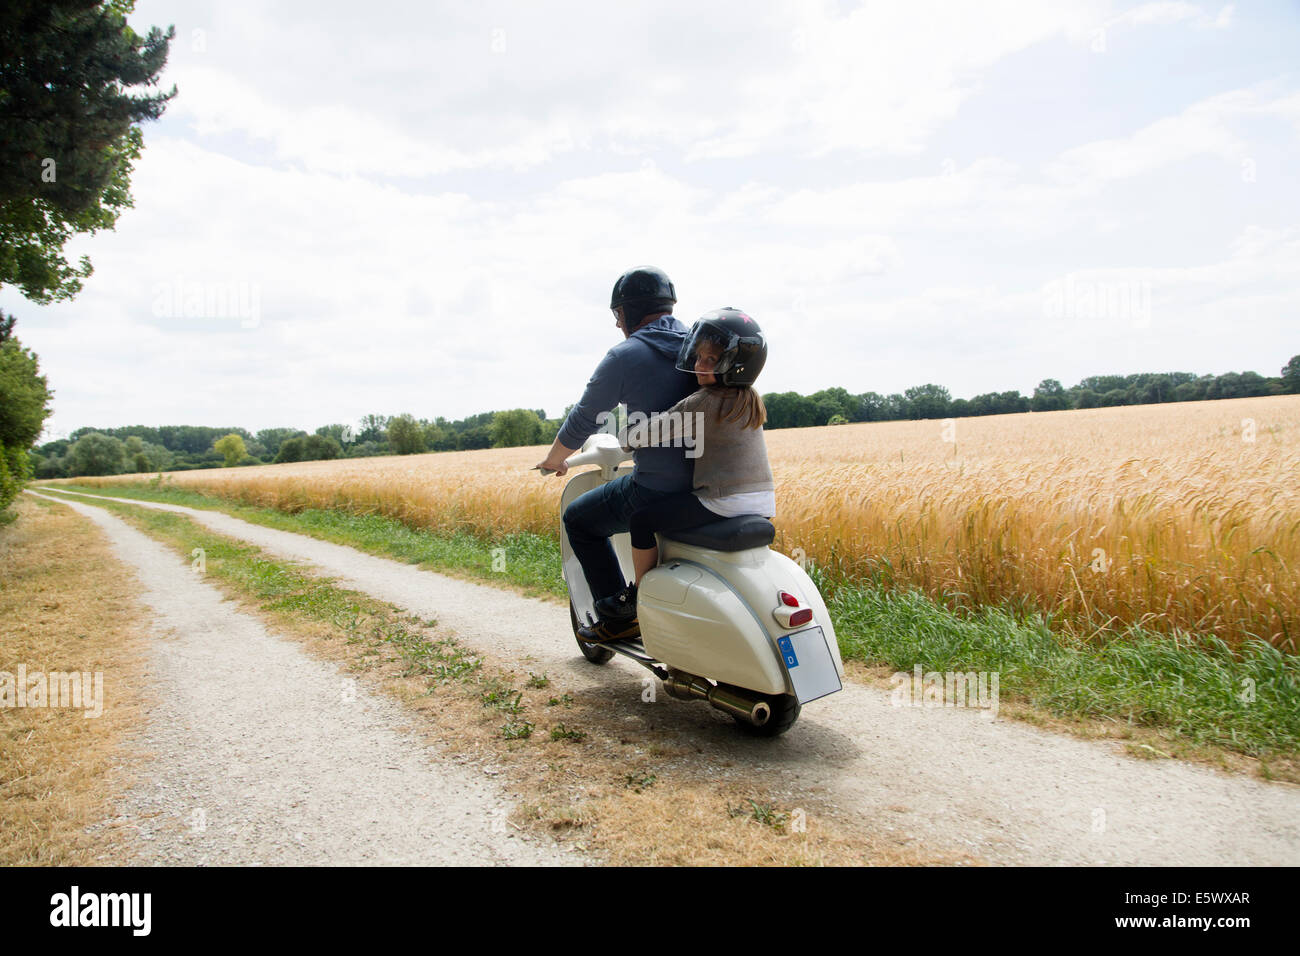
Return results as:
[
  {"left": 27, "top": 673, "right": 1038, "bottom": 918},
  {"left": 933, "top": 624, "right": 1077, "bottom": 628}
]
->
[{"left": 698, "top": 489, "right": 776, "bottom": 519}]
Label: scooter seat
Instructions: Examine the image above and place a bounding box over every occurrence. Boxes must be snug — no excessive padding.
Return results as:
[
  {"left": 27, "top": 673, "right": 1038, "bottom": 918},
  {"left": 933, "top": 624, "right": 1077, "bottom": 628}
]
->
[{"left": 659, "top": 515, "right": 776, "bottom": 552}]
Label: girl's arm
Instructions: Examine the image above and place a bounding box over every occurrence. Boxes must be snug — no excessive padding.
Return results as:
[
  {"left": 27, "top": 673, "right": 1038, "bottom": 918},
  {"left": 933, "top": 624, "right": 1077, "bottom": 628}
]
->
[{"left": 624, "top": 390, "right": 706, "bottom": 448}]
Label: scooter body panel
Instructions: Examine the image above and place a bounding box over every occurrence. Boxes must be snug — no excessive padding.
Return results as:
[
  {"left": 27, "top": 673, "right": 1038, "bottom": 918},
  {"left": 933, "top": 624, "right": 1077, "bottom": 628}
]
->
[
  {"left": 638, "top": 559, "right": 789, "bottom": 694},
  {"left": 651, "top": 537, "right": 845, "bottom": 694}
]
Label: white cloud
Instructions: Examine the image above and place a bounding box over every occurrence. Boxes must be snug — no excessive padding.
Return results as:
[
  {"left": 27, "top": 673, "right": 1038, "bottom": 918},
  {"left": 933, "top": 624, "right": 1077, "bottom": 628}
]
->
[{"left": 1043, "top": 88, "right": 1297, "bottom": 185}]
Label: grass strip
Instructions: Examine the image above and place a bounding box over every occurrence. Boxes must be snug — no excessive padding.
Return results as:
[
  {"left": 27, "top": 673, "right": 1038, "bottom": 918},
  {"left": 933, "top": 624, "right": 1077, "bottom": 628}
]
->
[
  {"left": 830, "top": 585, "right": 1300, "bottom": 760},
  {"left": 49, "top": 481, "right": 566, "bottom": 599}
]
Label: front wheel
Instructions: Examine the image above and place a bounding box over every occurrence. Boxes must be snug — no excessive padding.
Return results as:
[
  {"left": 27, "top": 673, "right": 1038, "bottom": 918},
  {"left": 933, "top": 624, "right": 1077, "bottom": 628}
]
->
[
  {"left": 734, "top": 693, "right": 801, "bottom": 737},
  {"left": 571, "top": 601, "right": 613, "bottom": 665}
]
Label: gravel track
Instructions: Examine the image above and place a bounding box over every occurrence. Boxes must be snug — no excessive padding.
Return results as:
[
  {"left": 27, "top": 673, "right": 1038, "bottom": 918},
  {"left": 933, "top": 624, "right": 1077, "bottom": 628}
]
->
[
  {"left": 35, "top": 489, "right": 1300, "bottom": 866},
  {"left": 29, "top": 491, "right": 573, "bottom": 866}
]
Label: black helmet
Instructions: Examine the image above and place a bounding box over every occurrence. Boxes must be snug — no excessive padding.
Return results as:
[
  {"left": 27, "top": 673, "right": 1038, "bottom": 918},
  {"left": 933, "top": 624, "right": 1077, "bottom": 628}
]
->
[
  {"left": 610, "top": 265, "right": 676, "bottom": 326},
  {"left": 677, "top": 307, "right": 767, "bottom": 387}
]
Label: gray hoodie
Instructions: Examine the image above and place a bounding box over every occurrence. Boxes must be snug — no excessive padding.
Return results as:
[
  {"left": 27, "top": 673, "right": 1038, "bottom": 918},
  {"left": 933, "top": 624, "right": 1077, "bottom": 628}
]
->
[{"left": 557, "top": 315, "right": 698, "bottom": 492}]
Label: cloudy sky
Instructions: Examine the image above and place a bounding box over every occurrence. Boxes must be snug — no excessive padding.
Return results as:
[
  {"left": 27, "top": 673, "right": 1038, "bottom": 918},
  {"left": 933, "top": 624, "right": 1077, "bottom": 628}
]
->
[{"left": 5, "top": 0, "right": 1298, "bottom": 441}]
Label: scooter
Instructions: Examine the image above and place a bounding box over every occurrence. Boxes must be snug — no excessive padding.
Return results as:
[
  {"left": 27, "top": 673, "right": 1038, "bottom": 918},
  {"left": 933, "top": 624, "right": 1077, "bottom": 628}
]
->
[{"left": 544, "top": 432, "right": 844, "bottom": 737}]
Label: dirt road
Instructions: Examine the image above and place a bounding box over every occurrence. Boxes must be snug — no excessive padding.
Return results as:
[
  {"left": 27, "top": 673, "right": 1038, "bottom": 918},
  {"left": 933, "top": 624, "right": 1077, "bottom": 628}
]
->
[
  {"left": 27, "top": 491, "right": 572, "bottom": 866},
  {"left": 32, "top": 489, "right": 1300, "bottom": 865}
]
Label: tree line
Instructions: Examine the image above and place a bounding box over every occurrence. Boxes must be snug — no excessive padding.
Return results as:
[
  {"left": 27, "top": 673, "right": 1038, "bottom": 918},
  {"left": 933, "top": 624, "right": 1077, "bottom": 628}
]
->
[
  {"left": 762, "top": 361, "right": 1300, "bottom": 429},
  {"left": 26, "top": 356, "right": 1299, "bottom": 480},
  {"left": 30, "top": 409, "right": 566, "bottom": 478}
]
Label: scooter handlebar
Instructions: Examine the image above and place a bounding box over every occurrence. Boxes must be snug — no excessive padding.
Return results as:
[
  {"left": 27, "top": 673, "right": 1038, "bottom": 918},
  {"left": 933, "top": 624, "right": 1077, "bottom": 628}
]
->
[{"left": 559, "top": 432, "right": 633, "bottom": 478}]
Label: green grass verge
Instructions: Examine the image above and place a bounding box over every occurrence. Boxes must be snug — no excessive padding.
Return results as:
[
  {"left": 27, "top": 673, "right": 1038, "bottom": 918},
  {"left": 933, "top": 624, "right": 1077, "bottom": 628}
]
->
[
  {"left": 42, "top": 491, "right": 486, "bottom": 688},
  {"left": 38, "top": 482, "right": 1300, "bottom": 758},
  {"left": 829, "top": 584, "right": 1300, "bottom": 757},
  {"left": 44, "top": 481, "right": 567, "bottom": 599}
]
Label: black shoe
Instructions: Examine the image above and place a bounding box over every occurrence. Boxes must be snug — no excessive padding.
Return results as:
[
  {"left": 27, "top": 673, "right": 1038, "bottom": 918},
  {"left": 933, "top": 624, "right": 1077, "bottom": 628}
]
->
[
  {"left": 579, "top": 585, "right": 639, "bottom": 643},
  {"left": 577, "top": 616, "right": 641, "bottom": 643},
  {"left": 593, "top": 584, "right": 637, "bottom": 620}
]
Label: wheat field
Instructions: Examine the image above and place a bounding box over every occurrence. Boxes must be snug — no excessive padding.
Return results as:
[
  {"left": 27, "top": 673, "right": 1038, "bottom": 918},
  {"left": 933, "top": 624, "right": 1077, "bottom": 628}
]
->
[{"left": 60, "top": 395, "right": 1300, "bottom": 649}]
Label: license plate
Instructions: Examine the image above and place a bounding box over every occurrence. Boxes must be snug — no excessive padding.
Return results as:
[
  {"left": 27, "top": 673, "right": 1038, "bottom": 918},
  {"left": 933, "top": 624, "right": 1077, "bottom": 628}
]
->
[{"left": 777, "top": 626, "right": 842, "bottom": 704}]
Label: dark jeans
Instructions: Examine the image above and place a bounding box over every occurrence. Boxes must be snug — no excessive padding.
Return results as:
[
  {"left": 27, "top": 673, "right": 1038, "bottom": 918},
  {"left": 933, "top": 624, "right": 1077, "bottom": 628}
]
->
[
  {"left": 628, "top": 492, "right": 717, "bottom": 550},
  {"left": 563, "top": 474, "right": 675, "bottom": 601}
]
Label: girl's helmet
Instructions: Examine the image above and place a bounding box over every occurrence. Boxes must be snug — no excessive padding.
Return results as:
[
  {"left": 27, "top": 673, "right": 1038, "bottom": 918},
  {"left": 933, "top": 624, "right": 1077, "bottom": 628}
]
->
[{"left": 677, "top": 307, "right": 767, "bottom": 386}]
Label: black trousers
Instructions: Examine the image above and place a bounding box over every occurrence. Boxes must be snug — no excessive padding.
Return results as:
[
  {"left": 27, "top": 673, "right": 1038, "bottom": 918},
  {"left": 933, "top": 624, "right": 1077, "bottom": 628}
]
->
[
  {"left": 563, "top": 475, "right": 676, "bottom": 600},
  {"left": 628, "top": 492, "right": 719, "bottom": 550}
]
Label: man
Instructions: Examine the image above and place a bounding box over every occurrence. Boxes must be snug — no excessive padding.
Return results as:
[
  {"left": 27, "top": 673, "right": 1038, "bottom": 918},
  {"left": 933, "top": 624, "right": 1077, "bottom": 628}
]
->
[{"left": 536, "top": 266, "right": 697, "bottom": 641}]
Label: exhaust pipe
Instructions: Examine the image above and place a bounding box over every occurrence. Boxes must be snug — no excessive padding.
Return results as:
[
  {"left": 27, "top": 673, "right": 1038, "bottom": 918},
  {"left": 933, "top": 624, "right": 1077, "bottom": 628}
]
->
[{"left": 662, "top": 672, "right": 772, "bottom": 727}]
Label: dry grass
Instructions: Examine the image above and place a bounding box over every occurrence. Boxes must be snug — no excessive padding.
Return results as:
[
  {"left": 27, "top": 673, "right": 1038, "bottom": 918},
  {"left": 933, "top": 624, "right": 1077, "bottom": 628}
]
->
[
  {"left": 0, "top": 495, "right": 149, "bottom": 865},
  {"left": 57, "top": 395, "right": 1300, "bottom": 650}
]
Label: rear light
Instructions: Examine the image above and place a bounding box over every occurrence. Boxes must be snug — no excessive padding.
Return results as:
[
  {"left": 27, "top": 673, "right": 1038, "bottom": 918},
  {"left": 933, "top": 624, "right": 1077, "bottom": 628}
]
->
[{"left": 772, "top": 591, "right": 813, "bottom": 629}]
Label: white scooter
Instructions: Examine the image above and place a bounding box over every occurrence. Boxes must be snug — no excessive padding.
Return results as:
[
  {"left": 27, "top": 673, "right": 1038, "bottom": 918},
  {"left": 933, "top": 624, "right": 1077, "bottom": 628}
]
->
[{"left": 545, "top": 433, "right": 844, "bottom": 737}]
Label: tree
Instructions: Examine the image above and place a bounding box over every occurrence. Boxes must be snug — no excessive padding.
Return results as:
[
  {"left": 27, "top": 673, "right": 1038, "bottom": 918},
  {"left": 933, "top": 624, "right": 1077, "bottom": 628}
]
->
[
  {"left": 0, "top": 1, "right": 176, "bottom": 303},
  {"left": 459, "top": 425, "right": 493, "bottom": 450},
  {"left": 904, "top": 384, "right": 951, "bottom": 420},
  {"left": 255, "top": 427, "right": 303, "bottom": 461},
  {"left": 1073, "top": 388, "right": 1100, "bottom": 409},
  {"left": 303, "top": 434, "right": 341, "bottom": 460},
  {"left": 882, "top": 393, "right": 909, "bottom": 420},
  {"left": 386, "top": 414, "right": 426, "bottom": 455},
  {"left": 124, "top": 434, "right": 146, "bottom": 471},
  {"left": 356, "top": 414, "right": 389, "bottom": 444},
  {"left": 273, "top": 437, "right": 305, "bottom": 464},
  {"left": 1031, "top": 379, "right": 1067, "bottom": 412},
  {"left": 762, "top": 391, "right": 817, "bottom": 429},
  {"left": 0, "top": 315, "right": 53, "bottom": 510},
  {"left": 1283, "top": 355, "right": 1300, "bottom": 394},
  {"left": 809, "top": 387, "right": 855, "bottom": 424},
  {"left": 213, "top": 433, "right": 247, "bottom": 467},
  {"left": 1206, "top": 373, "right": 1243, "bottom": 401},
  {"left": 426, "top": 419, "right": 458, "bottom": 451},
  {"left": 0, "top": 322, "right": 53, "bottom": 453},
  {"left": 490, "top": 409, "right": 544, "bottom": 447},
  {"left": 67, "top": 431, "right": 125, "bottom": 476},
  {"left": 315, "top": 423, "right": 353, "bottom": 446},
  {"left": 856, "top": 391, "right": 887, "bottom": 421}
]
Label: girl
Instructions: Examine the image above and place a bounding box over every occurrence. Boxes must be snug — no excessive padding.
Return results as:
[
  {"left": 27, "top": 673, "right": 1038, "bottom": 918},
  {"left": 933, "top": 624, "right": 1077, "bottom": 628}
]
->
[{"left": 626, "top": 307, "right": 774, "bottom": 587}]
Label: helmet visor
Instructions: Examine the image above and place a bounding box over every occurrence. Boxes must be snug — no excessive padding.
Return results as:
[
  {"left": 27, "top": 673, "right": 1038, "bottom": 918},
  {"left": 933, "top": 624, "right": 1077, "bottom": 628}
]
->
[{"left": 677, "top": 323, "right": 739, "bottom": 377}]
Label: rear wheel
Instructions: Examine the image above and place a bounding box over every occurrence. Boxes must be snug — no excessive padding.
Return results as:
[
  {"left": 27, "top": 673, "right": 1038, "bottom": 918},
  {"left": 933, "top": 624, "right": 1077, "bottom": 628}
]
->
[
  {"left": 571, "top": 601, "right": 613, "bottom": 665},
  {"left": 734, "top": 693, "right": 800, "bottom": 737}
]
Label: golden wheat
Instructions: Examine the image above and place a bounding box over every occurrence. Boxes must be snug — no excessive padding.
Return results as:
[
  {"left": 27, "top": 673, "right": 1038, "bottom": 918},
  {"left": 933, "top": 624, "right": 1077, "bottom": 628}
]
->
[{"left": 59, "top": 395, "right": 1300, "bottom": 649}]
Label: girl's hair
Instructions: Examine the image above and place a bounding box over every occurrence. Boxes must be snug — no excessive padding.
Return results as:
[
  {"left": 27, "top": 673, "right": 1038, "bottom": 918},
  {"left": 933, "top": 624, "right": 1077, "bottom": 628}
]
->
[{"left": 711, "top": 385, "right": 767, "bottom": 430}]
